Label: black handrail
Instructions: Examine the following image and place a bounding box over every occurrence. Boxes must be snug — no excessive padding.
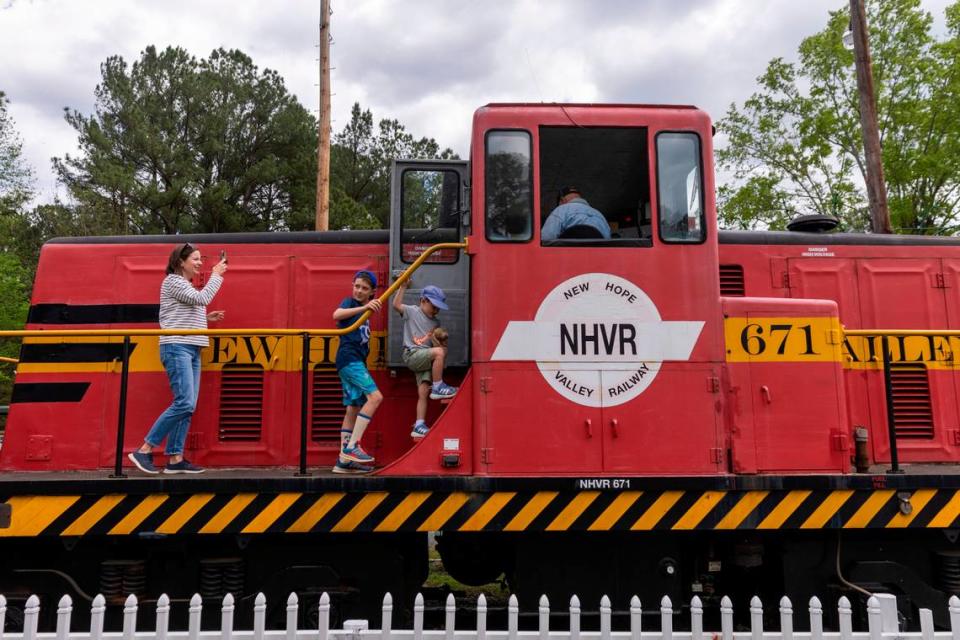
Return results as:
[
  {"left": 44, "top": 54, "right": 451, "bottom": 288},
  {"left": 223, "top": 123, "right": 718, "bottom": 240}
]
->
[
  {"left": 880, "top": 336, "right": 902, "bottom": 474},
  {"left": 298, "top": 333, "right": 311, "bottom": 476},
  {"left": 111, "top": 336, "right": 132, "bottom": 478}
]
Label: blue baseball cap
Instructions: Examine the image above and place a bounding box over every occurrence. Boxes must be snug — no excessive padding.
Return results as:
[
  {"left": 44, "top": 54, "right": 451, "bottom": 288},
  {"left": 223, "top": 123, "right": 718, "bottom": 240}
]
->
[
  {"left": 421, "top": 285, "right": 449, "bottom": 310},
  {"left": 354, "top": 270, "right": 377, "bottom": 288}
]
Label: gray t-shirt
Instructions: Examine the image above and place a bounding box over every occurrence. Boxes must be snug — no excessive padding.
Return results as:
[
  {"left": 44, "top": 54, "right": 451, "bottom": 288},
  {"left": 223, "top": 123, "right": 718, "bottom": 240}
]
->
[{"left": 401, "top": 303, "right": 440, "bottom": 350}]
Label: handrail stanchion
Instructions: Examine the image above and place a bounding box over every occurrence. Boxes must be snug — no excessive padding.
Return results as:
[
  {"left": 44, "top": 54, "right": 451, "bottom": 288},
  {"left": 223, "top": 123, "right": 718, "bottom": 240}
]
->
[
  {"left": 297, "top": 332, "right": 311, "bottom": 476},
  {"left": 111, "top": 336, "right": 132, "bottom": 478},
  {"left": 880, "top": 335, "right": 902, "bottom": 474}
]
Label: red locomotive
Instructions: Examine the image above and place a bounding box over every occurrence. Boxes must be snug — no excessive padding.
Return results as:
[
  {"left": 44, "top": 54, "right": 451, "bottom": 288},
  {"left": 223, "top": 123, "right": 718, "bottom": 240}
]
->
[{"left": 2, "top": 103, "right": 960, "bottom": 627}]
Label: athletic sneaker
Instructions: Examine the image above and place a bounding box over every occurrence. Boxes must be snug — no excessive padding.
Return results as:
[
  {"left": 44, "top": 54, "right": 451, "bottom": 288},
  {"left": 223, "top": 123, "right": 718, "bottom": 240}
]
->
[
  {"left": 127, "top": 451, "right": 159, "bottom": 474},
  {"left": 332, "top": 460, "right": 374, "bottom": 474},
  {"left": 411, "top": 423, "right": 430, "bottom": 439},
  {"left": 429, "top": 382, "right": 459, "bottom": 400},
  {"left": 164, "top": 459, "right": 205, "bottom": 474},
  {"left": 341, "top": 444, "right": 374, "bottom": 464}
]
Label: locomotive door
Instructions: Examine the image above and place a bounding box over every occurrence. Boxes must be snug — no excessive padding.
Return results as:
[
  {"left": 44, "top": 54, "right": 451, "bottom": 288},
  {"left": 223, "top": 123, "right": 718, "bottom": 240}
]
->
[
  {"left": 199, "top": 255, "right": 291, "bottom": 466},
  {"left": 744, "top": 307, "right": 847, "bottom": 473},
  {"left": 387, "top": 160, "right": 470, "bottom": 368},
  {"left": 600, "top": 366, "right": 722, "bottom": 473},
  {"left": 857, "top": 258, "right": 958, "bottom": 461},
  {"left": 476, "top": 362, "right": 604, "bottom": 474},
  {"left": 942, "top": 259, "right": 960, "bottom": 457}
]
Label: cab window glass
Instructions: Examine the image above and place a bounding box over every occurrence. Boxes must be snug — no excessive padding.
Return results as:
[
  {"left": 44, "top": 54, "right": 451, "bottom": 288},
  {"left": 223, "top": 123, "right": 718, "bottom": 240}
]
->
[
  {"left": 485, "top": 130, "right": 532, "bottom": 242},
  {"left": 538, "top": 126, "right": 650, "bottom": 246},
  {"left": 400, "top": 169, "right": 460, "bottom": 264},
  {"left": 656, "top": 132, "right": 704, "bottom": 243}
]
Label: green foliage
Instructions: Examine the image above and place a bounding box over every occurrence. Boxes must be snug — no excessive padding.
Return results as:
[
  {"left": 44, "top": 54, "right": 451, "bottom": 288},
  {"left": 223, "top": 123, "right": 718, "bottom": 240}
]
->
[
  {"left": 0, "top": 90, "right": 34, "bottom": 254},
  {"left": 0, "top": 91, "right": 34, "bottom": 402},
  {"left": 330, "top": 103, "right": 457, "bottom": 229},
  {"left": 53, "top": 49, "right": 456, "bottom": 235},
  {"left": 54, "top": 46, "right": 318, "bottom": 235},
  {"left": 0, "top": 91, "right": 32, "bottom": 212},
  {"left": 717, "top": 0, "right": 960, "bottom": 233},
  {"left": 0, "top": 252, "right": 28, "bottom": 404}
]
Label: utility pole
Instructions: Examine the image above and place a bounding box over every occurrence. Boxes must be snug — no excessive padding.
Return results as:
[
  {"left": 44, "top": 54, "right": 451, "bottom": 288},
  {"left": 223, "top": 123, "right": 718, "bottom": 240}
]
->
[
  {"left": 315, "top": 0, "right": 331, "bottom": 231},
  {"left": 849, "top": 0, "right": 892, "bottom": 234}
]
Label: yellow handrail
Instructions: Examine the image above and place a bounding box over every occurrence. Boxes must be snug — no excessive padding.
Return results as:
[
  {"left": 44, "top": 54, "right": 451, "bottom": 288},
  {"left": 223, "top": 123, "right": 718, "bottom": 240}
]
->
[
  {"left": 0, "top": 239, "right": 468, "bottom": 340},
  {"left": 0, "top": 356, "right": 17, "bottom": 364},
  {"left": 845, "top": 329, "right": 960, "bottom": 337}
]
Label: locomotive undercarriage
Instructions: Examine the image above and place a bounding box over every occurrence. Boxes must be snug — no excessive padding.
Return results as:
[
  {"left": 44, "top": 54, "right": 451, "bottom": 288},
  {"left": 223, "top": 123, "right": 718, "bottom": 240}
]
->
[
  {"left": 0, "top": 527, "right": 958, "bottom": 631},
  {"left": 0, "top": 533, "right": 427, "bottom": 631},
  {"left": 436, "top": 529, "right": 960, "bottom": 630}
]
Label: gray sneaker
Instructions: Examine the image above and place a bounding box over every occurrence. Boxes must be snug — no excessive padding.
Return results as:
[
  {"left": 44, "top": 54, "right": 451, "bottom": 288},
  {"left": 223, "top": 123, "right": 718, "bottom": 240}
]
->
[
  {"left": 429, "top": 382, "right": 458, "bottom": 400},
  {"left": 332, "top": 460, "right": 374, "bottom": 474},
  {"left": 127, "top": 451, "right": 159, "bottom": 474},
  {"left": 164, "top": 459, "right": 205, "bottom": 474},
  {"left": 410, "top": 423, "right": 430, "bottom": 439}
]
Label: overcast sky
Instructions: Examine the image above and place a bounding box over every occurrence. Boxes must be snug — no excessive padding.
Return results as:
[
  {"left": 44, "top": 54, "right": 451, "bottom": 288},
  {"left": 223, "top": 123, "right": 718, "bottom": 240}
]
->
[{"left": 0, "top": 0, "right": 955, "bottom": 205}]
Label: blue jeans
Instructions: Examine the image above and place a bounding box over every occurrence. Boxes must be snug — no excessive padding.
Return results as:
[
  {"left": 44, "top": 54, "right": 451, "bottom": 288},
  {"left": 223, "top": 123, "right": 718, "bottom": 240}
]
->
[{"left": 145, "top": 343, "right": 202, "bottom": 456}]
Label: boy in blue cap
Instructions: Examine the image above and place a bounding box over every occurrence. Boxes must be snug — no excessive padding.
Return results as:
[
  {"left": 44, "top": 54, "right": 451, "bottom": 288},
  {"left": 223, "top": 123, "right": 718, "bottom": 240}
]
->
[
  {"left": 331, "top": 270, "right": 382, "bottom": 473},
  {"left": 392, "top": 280, "right": 458, "bottom": 439}
]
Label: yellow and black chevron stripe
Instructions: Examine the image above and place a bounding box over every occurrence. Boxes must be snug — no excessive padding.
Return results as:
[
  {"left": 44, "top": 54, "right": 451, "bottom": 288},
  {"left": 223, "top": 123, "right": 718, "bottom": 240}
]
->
[{"left": 3, "top": 488, "right": 960, "bottom": 537}]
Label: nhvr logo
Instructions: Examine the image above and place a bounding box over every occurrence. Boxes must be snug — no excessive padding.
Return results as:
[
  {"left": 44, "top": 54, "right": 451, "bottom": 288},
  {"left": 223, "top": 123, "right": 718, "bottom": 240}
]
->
[{"left": 492, "top": 273, "right": 704, "bottom": 407}]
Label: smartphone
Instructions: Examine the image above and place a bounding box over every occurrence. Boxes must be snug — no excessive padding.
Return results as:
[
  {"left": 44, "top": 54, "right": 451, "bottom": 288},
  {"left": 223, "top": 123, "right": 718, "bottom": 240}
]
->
[{"left": 220, "top": 250, "right": 228, "bottom": 264}]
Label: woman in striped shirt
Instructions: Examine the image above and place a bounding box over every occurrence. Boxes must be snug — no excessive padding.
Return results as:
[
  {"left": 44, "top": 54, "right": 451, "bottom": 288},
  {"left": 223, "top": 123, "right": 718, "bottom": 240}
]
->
[{"left": 128, "top": 243, "right": 227, "bottom": 474}]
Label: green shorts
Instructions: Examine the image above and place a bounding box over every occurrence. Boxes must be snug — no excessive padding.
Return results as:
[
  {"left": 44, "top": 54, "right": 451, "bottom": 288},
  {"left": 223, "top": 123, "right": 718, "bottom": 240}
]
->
[{"left": 402, "top": 347, "right": 434, "bottom": 385}]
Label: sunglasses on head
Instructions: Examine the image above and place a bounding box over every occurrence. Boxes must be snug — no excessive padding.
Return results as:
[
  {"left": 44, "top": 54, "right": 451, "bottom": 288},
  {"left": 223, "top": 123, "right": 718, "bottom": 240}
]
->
[{"left": 179, "top": 243, "right": 196, "bottom": 257}]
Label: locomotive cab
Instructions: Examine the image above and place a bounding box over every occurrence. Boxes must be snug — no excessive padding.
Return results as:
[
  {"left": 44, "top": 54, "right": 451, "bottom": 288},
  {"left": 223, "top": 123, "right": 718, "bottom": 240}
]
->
[{"left": 464, "top": 105, "right": 725, "bottom": 476}]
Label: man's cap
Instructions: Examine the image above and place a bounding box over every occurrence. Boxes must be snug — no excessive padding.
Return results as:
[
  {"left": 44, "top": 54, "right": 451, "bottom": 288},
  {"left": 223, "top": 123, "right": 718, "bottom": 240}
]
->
[
  {"left": 354, "top": 270, "right": 378, "bottom": 288},
  {"left": 421, "top": 285, "right": 449, "bottom": 310},
  {"left": 557, "top": 186, "right": 581, "bottom": 204}
]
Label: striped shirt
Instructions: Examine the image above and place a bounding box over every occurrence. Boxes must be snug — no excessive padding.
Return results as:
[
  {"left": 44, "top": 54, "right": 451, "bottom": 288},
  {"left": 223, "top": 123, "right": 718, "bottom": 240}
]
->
[{"left": 158, "top": 273, "right": 223, "bottom": 347}]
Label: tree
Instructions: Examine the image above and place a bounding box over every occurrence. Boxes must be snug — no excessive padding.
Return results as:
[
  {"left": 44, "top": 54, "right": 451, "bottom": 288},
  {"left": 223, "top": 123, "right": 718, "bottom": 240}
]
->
[
  {"left": 0, "top": 92, "right": 34, "bottom": 410},
  {"left": 330, "top": 103, "right": 457, "bottom": 229},
  {"left": 54, "top": 46, "right": 318, "bottom": 235},
  {"left": 0, "top": 252, "right": 29, "bottom": 403},
  {"left": 0, "top": 90, "right": 33, "bottom": 247},
  {"left": 717, "top": 0, "right": 960, "bottom": 233}
]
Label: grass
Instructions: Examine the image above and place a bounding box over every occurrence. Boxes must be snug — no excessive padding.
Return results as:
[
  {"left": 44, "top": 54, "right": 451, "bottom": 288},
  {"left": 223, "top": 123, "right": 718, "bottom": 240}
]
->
[{"left": 423, "top": 547, "right": 510, "bottom": 602}]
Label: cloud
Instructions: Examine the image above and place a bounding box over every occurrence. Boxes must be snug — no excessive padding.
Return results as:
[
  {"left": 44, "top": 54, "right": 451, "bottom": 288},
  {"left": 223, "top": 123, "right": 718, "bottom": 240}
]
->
[{"left": 0, "top": 0, "right": 955, "bottom": 205}]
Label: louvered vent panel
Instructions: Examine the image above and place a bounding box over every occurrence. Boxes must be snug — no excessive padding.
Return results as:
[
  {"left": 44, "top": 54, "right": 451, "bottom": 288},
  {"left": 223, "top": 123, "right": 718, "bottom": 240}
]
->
[
  {"left": 218, "top": 364, "right": 264, "bottom": 442},
  {"left": 890, "top": 363, "right": 934, "bottom": 439},
  {"left": 719, "top": 264, "right": 745, "bottom": 296},
  {"left": 312, "top": 365, "right": 343, "bottom": 445}
]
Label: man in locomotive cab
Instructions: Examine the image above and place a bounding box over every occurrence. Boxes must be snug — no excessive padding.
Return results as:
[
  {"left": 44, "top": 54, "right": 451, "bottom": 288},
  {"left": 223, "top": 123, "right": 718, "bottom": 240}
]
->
[{"left": 541, "top": 186, "right": 612, "bottom": 241}]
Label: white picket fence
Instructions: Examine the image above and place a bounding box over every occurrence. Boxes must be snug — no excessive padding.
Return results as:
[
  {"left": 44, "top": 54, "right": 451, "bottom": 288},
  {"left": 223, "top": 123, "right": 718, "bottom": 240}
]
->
[{"left": 1, "top": 591, "right": 959, "bottom": 640}]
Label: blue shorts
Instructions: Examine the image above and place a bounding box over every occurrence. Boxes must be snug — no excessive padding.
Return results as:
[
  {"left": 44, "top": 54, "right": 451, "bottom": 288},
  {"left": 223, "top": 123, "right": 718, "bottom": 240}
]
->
[{"left": 338, "top": 361, "right": 379, "bottom": 407}]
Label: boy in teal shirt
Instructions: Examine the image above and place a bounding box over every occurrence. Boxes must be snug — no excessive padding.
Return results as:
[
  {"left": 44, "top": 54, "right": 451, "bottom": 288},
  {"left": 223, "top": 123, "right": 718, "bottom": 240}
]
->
[{"left": 332, "top": 270, "right": 382, "bottom": 473}]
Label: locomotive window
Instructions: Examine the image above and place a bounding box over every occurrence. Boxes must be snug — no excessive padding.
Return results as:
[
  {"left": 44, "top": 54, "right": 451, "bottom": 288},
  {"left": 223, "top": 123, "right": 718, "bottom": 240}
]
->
[
  {"left": 539, "top": 126, "right": 651, "bottom": 247},
  {"left": 656, "top": 132, "right": 705, "bottom": 244},
  {"left": 485, "top": 130, "right": 533, "bottom": 242},
  {"left": 400, "top": 169, "right": 460, "bottom": 264}
]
